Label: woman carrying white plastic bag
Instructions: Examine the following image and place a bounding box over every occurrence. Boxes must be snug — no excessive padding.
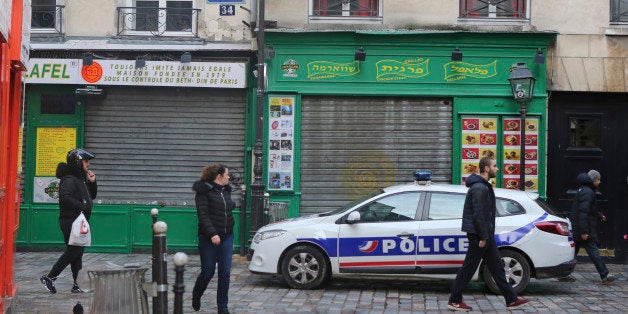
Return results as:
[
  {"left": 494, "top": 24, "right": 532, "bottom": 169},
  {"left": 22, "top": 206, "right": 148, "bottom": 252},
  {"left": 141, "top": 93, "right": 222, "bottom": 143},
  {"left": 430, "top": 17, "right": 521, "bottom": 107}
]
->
[
  {"left": 68, "top": 211, "right": 91, "bottom": 246},
  {"left": 40, "top": 149, "right": 97, "bottom": 294}
]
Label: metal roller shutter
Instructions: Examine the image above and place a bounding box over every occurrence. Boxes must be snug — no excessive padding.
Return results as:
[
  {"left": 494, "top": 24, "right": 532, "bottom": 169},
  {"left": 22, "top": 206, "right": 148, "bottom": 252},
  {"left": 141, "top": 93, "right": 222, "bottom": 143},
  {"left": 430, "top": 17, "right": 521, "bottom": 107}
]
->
[
  {"left": 84, "top": 86, "right": 246, "bottom": 206},
  {"left": 300, "top": 96, "right": 452, "bottom": 214}
]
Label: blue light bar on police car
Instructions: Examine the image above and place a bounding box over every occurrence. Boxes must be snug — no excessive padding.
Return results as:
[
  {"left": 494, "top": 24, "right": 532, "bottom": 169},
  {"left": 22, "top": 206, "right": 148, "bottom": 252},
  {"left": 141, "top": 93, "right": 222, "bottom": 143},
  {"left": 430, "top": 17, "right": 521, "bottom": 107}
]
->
[{"left": 413, "top": 170, "right": 432, "bottom": 182}]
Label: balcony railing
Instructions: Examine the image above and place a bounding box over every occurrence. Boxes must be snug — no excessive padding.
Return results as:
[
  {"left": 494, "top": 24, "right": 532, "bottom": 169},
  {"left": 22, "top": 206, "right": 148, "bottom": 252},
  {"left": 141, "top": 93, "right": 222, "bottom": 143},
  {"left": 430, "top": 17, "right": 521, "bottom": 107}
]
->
[
  {"left": 117, "top": 6, "right": 200, "bottom": 37},
  {"left": 31, "top": 4, "right": 65, "bottom": 36},
  {"left": 312, "top": 0, "right": 379, "bottom": 17},
  {"left": 610, "top": 0, "right": 628, "bottom": 23},
  {"left": 459, "top": 0, "right": 527, "bottom": 19}
]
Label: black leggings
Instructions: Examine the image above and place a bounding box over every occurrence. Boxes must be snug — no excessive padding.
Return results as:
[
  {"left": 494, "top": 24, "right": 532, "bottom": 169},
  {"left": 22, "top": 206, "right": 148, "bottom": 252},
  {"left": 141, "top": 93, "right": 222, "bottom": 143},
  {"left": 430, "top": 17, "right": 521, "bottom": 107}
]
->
[{"left": 47, "top": 217, "right": 85, "bottom": 283}]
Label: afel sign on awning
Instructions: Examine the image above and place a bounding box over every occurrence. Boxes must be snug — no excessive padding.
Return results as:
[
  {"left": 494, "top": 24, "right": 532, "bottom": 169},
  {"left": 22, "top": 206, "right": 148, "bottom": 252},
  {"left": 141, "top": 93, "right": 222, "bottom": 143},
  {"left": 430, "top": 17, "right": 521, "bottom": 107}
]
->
[{"left": 24, "top": 58, "right": 247, "bottom": 88}]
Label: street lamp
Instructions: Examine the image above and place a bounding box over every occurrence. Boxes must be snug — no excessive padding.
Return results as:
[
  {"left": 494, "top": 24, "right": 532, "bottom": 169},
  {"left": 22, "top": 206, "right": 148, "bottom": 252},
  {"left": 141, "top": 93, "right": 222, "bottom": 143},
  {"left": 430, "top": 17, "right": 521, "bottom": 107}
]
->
[
  {"left": 508, "top": 62, "right": 535, "bottom": 191},
  {"left": 250, "top": 0, "right": 267, "bottom": 248}
]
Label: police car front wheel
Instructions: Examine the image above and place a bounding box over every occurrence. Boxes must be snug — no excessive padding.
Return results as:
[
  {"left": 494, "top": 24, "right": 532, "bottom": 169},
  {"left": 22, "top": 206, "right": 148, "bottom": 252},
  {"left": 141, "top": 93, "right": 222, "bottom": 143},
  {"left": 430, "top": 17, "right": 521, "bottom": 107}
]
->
[{"left": 281, "top": 245, "right": 329, "bottom": 289}]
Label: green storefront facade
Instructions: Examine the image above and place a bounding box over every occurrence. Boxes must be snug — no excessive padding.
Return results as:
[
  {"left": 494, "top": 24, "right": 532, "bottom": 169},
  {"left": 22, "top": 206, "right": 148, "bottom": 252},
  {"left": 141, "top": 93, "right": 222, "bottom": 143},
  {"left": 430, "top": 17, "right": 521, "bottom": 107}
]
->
[
  {"left": 17, "top": 31, "right": 555, "bottom": 253},
  {"left": 18, "top": 58, "right": 254, "bottom": 253},
  {"left": 262, "top": 31, "right": 555, "bottom": 216}
]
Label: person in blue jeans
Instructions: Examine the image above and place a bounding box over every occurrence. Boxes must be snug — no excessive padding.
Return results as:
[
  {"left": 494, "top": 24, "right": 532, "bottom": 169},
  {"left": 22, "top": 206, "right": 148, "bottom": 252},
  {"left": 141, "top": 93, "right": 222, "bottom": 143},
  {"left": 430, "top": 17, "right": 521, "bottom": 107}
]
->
[
  {"left": 570, "top": 170, "right": 616, "bottom": 283},
  {"left": 191, "top": 164, "right": 236, "bottom": 314}
]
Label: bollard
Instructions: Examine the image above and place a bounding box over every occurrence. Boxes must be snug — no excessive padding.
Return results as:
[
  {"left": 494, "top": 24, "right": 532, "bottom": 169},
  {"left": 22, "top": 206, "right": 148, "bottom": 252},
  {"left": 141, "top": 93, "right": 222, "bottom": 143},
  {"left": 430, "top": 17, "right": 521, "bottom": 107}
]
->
[
  {"left": 151, "top": 208, "right": 159, "bottom": 225},
  {"left": 172, "top": 252, "right": 189, "bottom": 314},
  {"left": 263, "top": 192, "right": 270, "bottom": 225},
  {"left": 152, "top": 221, "right": 168, "bottom": 314}
]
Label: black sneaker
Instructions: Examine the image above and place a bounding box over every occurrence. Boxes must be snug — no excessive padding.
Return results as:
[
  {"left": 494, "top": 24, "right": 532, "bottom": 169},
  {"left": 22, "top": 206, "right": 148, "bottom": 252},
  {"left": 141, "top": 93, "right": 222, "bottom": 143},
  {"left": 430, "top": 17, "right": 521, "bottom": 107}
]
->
[
  {"left": 40, "top": 275, "right": 56, "bottom": 294},
  {"left": 71, "top": 284, "right": 88, "bottom": 293},
  {"left": 192, "top": 295, "right": 200, "bottom": 311}
]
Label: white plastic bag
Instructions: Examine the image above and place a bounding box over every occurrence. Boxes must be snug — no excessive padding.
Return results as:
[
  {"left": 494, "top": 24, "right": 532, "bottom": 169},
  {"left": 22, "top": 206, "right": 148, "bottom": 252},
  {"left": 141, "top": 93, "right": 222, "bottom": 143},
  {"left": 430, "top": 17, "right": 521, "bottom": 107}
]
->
[{"left": 68, "top": 212, "right": 91, "bottom": 246}]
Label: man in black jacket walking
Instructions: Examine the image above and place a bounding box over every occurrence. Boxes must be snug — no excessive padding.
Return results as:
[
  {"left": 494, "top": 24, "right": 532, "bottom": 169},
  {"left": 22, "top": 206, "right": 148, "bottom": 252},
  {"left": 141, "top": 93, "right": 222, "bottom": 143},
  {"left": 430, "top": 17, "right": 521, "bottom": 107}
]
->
[
  {"left": 447, "top": 157, "right": 529, "bottom": 311},
  {"left": 570, "top": 170, "right": 616, "bottom": 283}
]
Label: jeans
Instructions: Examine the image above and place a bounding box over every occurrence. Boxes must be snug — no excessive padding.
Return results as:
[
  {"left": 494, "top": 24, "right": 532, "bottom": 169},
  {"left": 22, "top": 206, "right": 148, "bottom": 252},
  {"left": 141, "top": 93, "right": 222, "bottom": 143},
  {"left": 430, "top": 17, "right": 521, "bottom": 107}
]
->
[
  {"left": 575, "top": 238, "right": 609, "bottom": 279},
  {"left": 192, "top": 233, "right": 233, "bottom": 310},
  {"left": 449, "top": 234, "right": 517, "bottom": 304}
]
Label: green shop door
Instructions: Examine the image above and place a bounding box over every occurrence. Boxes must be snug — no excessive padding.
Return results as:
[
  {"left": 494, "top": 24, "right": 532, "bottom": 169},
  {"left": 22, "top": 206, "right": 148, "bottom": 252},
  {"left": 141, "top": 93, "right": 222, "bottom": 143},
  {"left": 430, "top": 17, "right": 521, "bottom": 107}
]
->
[{"left": 18, "top": 85, "right": 85, "bottom": 247}]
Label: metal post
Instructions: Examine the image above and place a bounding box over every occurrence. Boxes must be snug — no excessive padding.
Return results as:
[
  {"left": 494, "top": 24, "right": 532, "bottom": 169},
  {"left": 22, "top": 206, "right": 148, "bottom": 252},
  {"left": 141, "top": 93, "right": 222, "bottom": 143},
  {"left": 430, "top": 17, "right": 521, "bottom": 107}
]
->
[
  {"left": 519, "top": 102, "right": 527, "bottom": 191},
  {"left": 263, "top": 192, "right": 270, "bottom": 225},
  {"left": 250, "top": 0, "right": 267, "bottom": 245},
  {"left": 239, "top": 184, "right": 247, "bottom": 256},
  {"left": 151, "top": 208, "right": 158, "bottom": 225},
  {"left": 172, "top": 252, "right": 188, "bottom": 314},
  {"left": 152, "top": 221, "right": 168, "bottom": 314}
]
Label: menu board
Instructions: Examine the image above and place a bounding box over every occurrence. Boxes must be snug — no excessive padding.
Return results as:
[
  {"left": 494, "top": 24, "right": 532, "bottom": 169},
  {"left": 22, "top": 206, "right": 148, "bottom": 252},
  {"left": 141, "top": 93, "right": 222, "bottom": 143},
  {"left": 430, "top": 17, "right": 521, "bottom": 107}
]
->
[
  {"left": 503, "top": 117, "right": 539, "bottom": 191},
  {"left": 36, "top": 127, "right": 76, "bottom": 176},
  {"left": 461, "top": 117, "right": 497, "bottom": 185},
  {"left": 267, "top": 96, "right": 295, "bottom": 190}
]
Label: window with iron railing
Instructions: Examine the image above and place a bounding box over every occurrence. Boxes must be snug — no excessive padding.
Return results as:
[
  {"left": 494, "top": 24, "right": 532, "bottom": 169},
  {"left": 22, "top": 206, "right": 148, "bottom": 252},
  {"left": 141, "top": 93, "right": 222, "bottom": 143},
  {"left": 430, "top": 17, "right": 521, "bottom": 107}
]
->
[
  {"left": 118, "top": 0, "right": 200, "bottom": 36},
  {"left": 310, "top": 0, "right": 381, "bottom": 18},
  {"left": 611, "top": 0, "right": 628, "bottom": 23},
  {"left": 31, "top": 0, "right": 64, "bottom": 35},
  {"left": 459, "top": 0, "right": 528, "bottom": 20}
]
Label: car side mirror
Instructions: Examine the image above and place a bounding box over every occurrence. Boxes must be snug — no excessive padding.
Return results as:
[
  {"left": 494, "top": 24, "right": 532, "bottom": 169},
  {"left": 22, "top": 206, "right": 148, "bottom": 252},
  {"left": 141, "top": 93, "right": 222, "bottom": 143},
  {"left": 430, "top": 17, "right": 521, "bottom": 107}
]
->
[{"left": 346, "top": 211, "right": 361, "bottom": 224}]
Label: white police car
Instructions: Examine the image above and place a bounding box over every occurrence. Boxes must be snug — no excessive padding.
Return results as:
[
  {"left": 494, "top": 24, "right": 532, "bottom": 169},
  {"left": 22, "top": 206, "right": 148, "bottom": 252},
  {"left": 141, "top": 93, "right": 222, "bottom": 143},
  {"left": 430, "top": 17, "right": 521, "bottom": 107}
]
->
[{"left": 248, "top": 174, "right": 576, "bottom": 294}]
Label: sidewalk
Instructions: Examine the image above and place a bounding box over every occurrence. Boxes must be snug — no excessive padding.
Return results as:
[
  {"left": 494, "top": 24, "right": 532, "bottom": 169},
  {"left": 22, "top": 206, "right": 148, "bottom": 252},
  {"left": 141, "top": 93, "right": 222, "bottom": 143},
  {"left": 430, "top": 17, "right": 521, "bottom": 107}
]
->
[{"left": 6, "top": 251, "right": 628, "bottom": 313}]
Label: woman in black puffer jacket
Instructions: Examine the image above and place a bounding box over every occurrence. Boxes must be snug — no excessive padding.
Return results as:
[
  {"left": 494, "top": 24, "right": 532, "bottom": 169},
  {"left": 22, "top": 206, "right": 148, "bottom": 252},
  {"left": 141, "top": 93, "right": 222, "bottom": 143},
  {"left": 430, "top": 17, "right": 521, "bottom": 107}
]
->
[
  {"left": 191, "top": 164, "right": 235, "bottom": 314},
  {"left": 40, "top": 149, "right": 97, "bottom": 294}
]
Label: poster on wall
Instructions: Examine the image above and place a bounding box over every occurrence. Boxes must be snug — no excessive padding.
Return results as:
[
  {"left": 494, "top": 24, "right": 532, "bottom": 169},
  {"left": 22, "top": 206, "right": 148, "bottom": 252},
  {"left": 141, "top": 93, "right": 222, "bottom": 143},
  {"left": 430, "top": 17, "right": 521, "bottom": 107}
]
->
[
  {"left": 268, "top": 96, "right": 295, "bottom": 191},
  {"left": 34, "top": 127, "right": 76, "bottom": 203},
  {"left": 33, "top": 177, "right": 60, "bottom": 203},
  {"left": 461, "top": 117, "right": 498, "bottom": 186},
  {"left": 503, "top": 117, "right": 539, "bottom": 191},
  {"left": 36, "top": 127, "right": 76, "bottom": 176}
]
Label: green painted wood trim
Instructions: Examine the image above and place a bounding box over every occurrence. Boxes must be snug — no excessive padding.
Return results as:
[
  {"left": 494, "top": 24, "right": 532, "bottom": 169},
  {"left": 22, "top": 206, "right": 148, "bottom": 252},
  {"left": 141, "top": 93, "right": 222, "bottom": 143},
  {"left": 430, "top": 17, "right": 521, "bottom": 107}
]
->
[{"left": 17, "top": 204, "right": 247, "bottom": 253}]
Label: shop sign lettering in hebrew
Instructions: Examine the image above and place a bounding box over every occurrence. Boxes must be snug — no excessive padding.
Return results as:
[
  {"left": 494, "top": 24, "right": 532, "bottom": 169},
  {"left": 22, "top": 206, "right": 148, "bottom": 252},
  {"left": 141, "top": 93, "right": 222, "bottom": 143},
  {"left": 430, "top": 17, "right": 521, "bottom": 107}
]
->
[
  {"left": 306, "top": 61, "right": 360, "bottom": 80},
  {"left": 376, "top": 58, "right": 429, "bottom": 81},
  {"left": 443, "top": 61, "right": 497, "bottom": 82}
]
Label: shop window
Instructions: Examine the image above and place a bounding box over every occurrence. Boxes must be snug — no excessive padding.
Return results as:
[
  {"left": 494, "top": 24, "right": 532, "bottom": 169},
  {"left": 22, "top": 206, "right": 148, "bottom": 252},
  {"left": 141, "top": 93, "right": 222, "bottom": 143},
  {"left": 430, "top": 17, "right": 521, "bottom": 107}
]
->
[
  {"left": 118, "top": 0, "right": 199, "bottom": 36},
  {"left": 459, "top": 0, "right": 529, "bottom": 20},
  {"left": 310, "top": 0, "right": 382, "bottom": 23},
  {"left": 40, "top": 94, "right": 75, "bottom": 115},
  {"left": 569, "top": 117, "right": 600, "bottom": 148},
  {"left": 31, "top": 0, "right": 64, "bottom": 35},
  {"left": 610, "top": 0, "right": 628, "bottom": 23}
]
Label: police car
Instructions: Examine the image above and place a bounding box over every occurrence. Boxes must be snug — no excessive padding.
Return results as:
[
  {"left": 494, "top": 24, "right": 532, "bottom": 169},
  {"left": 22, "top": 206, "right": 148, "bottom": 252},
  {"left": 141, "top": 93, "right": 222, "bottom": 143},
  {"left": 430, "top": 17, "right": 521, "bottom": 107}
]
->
[{"left": 248, "top": 172, "right": 576, "bottom": 294}]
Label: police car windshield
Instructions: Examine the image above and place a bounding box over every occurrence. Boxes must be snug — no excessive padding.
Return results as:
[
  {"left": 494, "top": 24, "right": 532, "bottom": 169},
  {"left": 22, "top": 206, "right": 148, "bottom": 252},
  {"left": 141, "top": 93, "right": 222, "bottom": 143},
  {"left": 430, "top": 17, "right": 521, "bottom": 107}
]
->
[{"left": 320, "top": 190, "right": 384, "bottom": 216}]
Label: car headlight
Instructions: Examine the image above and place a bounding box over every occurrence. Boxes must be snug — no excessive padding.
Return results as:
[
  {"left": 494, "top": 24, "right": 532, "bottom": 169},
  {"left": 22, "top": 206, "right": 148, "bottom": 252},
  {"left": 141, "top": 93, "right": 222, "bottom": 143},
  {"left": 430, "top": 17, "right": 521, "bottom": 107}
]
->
[{"left": 253, "top": 229, "right": 287, "bottom": 244}]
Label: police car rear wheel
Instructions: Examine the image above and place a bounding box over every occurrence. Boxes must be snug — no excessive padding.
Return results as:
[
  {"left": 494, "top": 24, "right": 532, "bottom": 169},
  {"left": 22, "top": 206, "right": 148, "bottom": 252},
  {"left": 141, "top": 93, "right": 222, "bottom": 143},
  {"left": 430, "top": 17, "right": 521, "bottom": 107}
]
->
[
  {"left": 483, "top": 250, "right": 530, "bottom": 294},
  {"left": 281, "top": 245, "right": 329, "bottom": 289}
]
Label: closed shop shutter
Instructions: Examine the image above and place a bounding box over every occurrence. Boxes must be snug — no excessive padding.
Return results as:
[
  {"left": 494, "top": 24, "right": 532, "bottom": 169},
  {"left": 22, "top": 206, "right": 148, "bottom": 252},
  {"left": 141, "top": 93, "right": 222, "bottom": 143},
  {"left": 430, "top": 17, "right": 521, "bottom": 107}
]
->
[
  {"left": 84, "top": 86, "right": 246, "bottom": 206},
  {"left": 300, "top": 96, "right": 452, "bottom": 214}
]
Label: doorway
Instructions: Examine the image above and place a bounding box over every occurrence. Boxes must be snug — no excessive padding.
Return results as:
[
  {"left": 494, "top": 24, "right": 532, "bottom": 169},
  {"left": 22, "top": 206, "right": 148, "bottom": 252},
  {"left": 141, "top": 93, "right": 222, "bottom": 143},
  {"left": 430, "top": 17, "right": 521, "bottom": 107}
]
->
[{"left": 547, "top": 92, "right": 628, "bottom": 261}]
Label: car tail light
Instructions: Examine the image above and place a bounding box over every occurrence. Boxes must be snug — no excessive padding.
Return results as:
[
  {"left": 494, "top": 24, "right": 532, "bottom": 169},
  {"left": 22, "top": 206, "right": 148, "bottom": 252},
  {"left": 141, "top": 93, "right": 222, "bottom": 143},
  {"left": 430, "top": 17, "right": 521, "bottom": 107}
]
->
[{"left": 534, "top": 221, "right": 571, "bottom": 236}]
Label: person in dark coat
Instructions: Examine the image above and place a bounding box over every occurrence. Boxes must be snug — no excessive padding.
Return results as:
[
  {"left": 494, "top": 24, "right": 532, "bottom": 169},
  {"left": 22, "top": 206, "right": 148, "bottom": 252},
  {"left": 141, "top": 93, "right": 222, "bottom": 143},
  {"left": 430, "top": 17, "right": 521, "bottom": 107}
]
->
[
  {"left": 40, "top": 149, "right": 97, "bottom": 294},
  {"left": 569, "top": 170, "right": 616, "bottom": 283},
  {"left": 448, "top": 157, "right": 529, "bottom": 311},
  {"left": 191, "top": 164, "right": 235, "bottom": 314}
]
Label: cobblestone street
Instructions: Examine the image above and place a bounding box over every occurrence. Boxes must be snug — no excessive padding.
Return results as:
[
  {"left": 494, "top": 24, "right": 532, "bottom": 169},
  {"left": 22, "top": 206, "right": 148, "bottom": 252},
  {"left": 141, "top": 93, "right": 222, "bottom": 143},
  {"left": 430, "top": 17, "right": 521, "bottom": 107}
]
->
[{"left": 7, "top": 252, "right": 628, "bottom": 313}]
